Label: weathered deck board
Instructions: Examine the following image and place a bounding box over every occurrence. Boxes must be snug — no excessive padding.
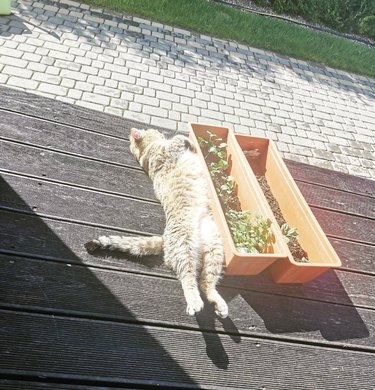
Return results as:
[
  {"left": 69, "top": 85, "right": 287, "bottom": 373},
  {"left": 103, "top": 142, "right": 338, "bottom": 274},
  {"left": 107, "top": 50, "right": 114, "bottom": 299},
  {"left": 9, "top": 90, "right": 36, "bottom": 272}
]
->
[
  {"left": 0, "top": 140, "right": 157, "bottom": 202},
  {"left": 296, "top": 181, "right": 374, "bottom": 218},
  {"left": 0, "top": 381, "right": 134, "bottom": 390},
  {"left": 0, "top": 310, "right": 374, "bottom": 390},
  {"left": 329, "top": 237, "right": 374, "bottom": 273},
  {"left": 1, "top": 210, "right": 374, "bottom": 309},
  {"left": 0, "top": 173, "right": 165, "bottom": 235},
  {"left": 0, "top": 85, "right": 163, "bottom": 138},
  {"left": 285, "top": 159, "right": 375, "bottom": 197},
  {"left": 0, "top": 255, "right": 373, "bottom": 350},
  {"left": 311, "top": 207, "right": 374, "bottom": 245},
  {"left": 0, "top": 209, "right": 168, "bottom": 273},
  {"left": 0, "top": 110, "right": 139, "bottom": 168}
]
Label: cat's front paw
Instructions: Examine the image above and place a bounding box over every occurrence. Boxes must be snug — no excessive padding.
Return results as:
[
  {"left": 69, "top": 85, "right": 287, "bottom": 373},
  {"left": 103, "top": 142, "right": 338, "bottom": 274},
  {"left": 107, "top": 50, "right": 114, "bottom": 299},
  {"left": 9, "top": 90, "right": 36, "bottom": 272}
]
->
[
  {"left": 85, "top": 239, "right": 101, "bottom": 253},
  {"left": 186, "top": 296, "right": 204, "bottom": 316}
]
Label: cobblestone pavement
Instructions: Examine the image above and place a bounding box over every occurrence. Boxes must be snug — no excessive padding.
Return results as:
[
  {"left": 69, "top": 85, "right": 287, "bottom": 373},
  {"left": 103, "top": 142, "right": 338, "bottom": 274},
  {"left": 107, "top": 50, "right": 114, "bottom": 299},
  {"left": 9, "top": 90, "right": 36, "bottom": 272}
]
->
[{"left": 0, "top": 0, "right": 374, "bottom": 179}]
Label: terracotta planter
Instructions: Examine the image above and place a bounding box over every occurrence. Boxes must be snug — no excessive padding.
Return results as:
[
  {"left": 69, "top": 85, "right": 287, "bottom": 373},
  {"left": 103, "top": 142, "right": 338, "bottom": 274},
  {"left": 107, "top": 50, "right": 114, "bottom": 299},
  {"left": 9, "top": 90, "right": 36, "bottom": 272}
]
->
[
  {"left": 234, "top": 133, "right": 342, "bottom": 283},
  {"left": 189, "top": 123, "right": 288, "bottom": 275}
]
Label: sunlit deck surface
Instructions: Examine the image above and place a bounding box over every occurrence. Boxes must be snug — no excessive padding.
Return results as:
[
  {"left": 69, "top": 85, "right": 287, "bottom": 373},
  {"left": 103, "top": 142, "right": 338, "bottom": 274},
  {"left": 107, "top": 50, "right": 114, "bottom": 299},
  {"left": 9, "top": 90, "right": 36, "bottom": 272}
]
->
[{"left": 0, "top": 85, "right": 374, "bottom": 390}]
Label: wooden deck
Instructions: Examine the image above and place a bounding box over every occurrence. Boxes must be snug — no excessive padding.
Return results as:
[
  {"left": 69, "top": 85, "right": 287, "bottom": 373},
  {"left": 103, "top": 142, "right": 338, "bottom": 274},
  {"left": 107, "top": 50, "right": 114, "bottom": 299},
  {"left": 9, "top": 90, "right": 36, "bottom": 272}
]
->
[{"left": 0, "top": 85, "right": 374, "bottom": 389}]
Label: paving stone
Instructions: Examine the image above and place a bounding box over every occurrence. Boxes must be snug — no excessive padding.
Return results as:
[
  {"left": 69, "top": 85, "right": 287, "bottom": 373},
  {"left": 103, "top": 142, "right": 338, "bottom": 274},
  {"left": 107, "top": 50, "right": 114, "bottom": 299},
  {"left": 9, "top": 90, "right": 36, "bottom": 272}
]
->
[
  {"left": 330, "top": 161, "right": 349, "bottom": 174},
  {"left": 38, "top": 83, "right": 68, "bottom": 96},
  {"left": 306, "top": 157, "right": 334, "bottom": 171},
  {"left": 0, "top": 56, "right": 28, "bottom": 68},
  {"left": 143, "top": 105, "right": 168, "bottom": 118},
  {"left": 172, "top": 86, "right": 195, "bottom": 98},
  {"left": 312, "top": 149, "right": 335, "bottom": 161},
  {"left": 82, "top": 92, "right": 110, "bottom": 106},
  {"left": 86, "top": 75, "right": 105, "bottom": 86},
  {"left": 104, "top": 106, "right": 123, "bottom": 116},
  {"left": 8, "top": 76, "right": 38, "bottom": 89},
  {"left": 60, "top": 69, "right": 87, "bottom": 81},
  {"left": 25, "top": 61, "right": 46, "bottom": 73},
  {"left": 32, "top": 73, "right": 62, "bottom": 85},
  {"left": 74, "top": 81, "right": 94, "bottom": 92},
  {"left": 105, "top": 79, "right": 119, "bottom": 89},
  {"left": 156, "top": 90, "right": 176, "bottom": 102},
  {"left": 347, "top": 165, "right": 372, "bottom": 178},
  {"left": 201, "top": 109, "right": 224, "bottom": 121},
  {"left": 2, "top": 65, "right": 33, "bottom": 79},
  {"left": 127, "top": 102, "right": 141, "bottom": 112},
  {"left": 276, "top": 141, "right": 290, "bottom": 153},
  {"left": 94, "top": 85, "right": 121, "bottom": 98},
  {"left": 76, "top": 100, "right": 104, "bottom": 112},
  {"left": 0, "top": 74, "right": 9, "bottom": 83},
  {"left": 111, "top": 72, "right": 136, "bottom": 84},
  {"left": 134, "top": 95, "right": 159, "bottom": 107},
  {"left": 0, "top": 48, "right": 23, "bottom": 59},
  {"left": 22, "top": 52, "right": 43, "bottom": 62},
  {"left": 16, "top": 43, "right": 37, "bottom": 53},
  {"left": 122, "top": 110, "right": 151, "bottom": 125},
  {"left": 171, "top": 102, "right": 186, "bottom": 113},
  {"left": 61, "top": 78, "right": 76, "bottom": 88}
]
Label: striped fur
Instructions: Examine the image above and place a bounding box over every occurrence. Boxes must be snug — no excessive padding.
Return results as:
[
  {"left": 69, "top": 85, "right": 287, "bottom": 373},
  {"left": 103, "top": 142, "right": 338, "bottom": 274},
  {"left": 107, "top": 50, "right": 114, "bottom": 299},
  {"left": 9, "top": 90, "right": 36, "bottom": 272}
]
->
[{"left": 85, "top": 128, "right": 228, "bottom": 318}]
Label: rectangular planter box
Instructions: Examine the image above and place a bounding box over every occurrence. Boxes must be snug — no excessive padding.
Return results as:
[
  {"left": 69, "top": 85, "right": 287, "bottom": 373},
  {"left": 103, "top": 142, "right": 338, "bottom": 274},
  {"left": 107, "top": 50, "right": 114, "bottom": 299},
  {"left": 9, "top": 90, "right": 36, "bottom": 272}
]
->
[
  {"left": 234, "top": 133, "right": 342, "bottom": 283},
  {"left": 189, "top": 123, "right": 288, "bottom": 275}
]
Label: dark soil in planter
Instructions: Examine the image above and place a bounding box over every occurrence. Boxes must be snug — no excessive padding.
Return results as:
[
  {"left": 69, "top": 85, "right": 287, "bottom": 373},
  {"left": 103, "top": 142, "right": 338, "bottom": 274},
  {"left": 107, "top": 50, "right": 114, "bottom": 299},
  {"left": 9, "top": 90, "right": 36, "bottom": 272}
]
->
[
  {"left": 211, "top": 175, "right": 241, "bottom": 212},
  {"left": 256, "top": 175, "right": 309, "bottom": 263}
]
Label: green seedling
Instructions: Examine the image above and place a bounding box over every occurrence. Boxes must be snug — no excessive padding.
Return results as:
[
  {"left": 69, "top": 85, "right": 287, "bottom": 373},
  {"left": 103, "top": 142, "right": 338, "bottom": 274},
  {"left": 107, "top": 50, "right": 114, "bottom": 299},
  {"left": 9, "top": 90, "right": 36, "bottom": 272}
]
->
[
  {"left": 226, "top": 210, "right": 274, "bottom": 254},
  {"left": 280, "top": 223, "right": 299, "bottom": 243},
  {"left": 200, "top": 130, "right": 274, "bottom": 254}
]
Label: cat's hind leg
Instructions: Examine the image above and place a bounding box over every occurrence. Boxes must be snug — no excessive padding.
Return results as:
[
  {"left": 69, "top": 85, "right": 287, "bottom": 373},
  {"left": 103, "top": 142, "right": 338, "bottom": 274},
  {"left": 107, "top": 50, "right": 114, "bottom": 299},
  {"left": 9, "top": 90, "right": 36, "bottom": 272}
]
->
[
  {"left": 163, "top": 235, "right": 204, "bottom": 316},
  {"left": 199, "top": 216, "right": 228, "bottom": 319},
  {"left": 85, "top": 235, "right": 163, "bottom": 256}
]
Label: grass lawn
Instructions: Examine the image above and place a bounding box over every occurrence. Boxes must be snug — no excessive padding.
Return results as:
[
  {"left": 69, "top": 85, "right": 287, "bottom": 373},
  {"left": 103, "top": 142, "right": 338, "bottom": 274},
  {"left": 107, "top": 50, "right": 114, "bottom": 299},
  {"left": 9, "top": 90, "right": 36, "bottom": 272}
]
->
[{"left": 79, "top": 0, "right": 375, "bottom": 78}]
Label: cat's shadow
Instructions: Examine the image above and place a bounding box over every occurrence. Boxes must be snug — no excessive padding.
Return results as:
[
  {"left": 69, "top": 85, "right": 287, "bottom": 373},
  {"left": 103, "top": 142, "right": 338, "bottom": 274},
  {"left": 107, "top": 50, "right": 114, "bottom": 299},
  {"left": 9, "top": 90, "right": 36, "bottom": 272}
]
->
[
  {"left": 195, "top": 299, "right": 241, "bottom": 370},
  {"left": 89, "top": 248, "right": 242, "bottom": 370}
]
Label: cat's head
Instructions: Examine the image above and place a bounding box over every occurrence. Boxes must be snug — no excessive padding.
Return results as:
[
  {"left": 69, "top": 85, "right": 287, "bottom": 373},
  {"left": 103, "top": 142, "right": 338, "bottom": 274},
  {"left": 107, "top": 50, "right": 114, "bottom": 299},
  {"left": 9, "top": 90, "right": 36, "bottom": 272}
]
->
[
  {"left": 129, "top": 128, "right": 164, "bottom": 160},
  {"left": 129, "top": 128, "right": 166, "bottom": 174}
]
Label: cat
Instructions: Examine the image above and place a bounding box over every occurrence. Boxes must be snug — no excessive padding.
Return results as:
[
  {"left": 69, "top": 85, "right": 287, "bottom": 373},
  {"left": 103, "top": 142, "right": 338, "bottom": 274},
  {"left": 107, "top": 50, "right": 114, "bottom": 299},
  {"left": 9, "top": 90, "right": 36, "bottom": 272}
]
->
[{"left": 85, "top": 128, "right": 228, "bottom": 318}]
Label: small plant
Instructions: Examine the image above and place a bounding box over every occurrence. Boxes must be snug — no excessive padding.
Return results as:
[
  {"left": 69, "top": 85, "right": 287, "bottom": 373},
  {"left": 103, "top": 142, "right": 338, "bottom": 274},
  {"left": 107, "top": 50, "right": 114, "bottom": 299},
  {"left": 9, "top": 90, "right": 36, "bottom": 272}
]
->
[
  {"left": 280, "top": 223, "right": 308, "bottom": 262},
  {"left": 227, "top": 210, "right": 273, "bottom": 253},
  {"left": 198, "top": 131, "right": 274, "bottom": 254},
  {"left": 280, "top": 223, "right": 299, "bottom": 243}
]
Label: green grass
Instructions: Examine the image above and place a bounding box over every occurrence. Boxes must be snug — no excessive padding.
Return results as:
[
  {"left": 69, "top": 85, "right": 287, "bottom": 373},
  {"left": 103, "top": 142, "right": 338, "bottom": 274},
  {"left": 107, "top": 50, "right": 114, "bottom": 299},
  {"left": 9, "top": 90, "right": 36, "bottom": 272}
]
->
[
  {"left": 80, "top": 0, "right": 375, "bottom": 78},
  {"left": 251, "top": 0, "right": 375, "bottom": 39}
]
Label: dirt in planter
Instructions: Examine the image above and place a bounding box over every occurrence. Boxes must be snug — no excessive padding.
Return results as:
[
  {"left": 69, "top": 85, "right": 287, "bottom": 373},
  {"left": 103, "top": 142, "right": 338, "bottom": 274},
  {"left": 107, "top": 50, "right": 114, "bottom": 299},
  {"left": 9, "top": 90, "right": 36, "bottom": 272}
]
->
[
  {"left": 211, "top": 174, "right": 242, "bottom": 212},
  {"left": 256, "top": 175, "right": 309, "bottom": 263}
]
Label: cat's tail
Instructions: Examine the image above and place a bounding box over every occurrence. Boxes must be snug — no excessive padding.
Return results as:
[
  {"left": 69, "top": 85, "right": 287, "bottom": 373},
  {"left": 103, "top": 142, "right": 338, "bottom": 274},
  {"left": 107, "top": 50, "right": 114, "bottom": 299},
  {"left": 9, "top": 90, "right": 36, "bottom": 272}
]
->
[{"left": 85, "top": 235, "right": 163, "bottom": 256}]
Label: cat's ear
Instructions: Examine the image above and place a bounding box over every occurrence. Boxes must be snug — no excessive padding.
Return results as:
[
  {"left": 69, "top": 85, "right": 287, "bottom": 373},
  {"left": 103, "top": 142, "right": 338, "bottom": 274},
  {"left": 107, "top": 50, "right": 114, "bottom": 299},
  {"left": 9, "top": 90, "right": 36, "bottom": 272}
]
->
[
  {"left": 130, "top": 128, "right": 143, "bottom": 142},
  {"left": 184, "top": 138, "right": 196, "bottom": 153}
]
